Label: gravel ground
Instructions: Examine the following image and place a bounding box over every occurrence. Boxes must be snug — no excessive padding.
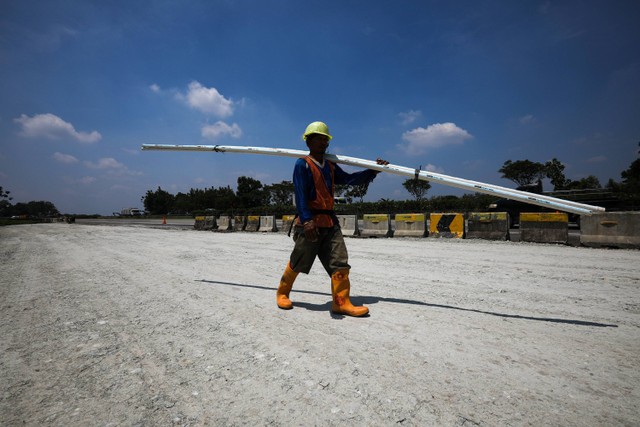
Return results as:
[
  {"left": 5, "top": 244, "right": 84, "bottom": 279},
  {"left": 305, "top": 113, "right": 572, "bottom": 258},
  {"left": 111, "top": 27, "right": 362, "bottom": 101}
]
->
[{"left": 1, "top": 223, "right": 639, "bottom": 426}]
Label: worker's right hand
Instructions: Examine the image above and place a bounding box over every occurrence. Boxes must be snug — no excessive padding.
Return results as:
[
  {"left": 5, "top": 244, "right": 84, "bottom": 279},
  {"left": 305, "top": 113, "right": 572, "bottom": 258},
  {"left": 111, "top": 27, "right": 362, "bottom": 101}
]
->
[{"left": 303, "top": 220, "right": 319, "bottom": 242}]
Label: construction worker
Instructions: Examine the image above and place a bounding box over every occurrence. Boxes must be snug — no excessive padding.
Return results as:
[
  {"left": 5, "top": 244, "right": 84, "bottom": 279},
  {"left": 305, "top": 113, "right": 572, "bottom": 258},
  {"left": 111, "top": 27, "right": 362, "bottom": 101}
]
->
[{"left": 276, "top": 121, "right": 389, "bottom": 317}]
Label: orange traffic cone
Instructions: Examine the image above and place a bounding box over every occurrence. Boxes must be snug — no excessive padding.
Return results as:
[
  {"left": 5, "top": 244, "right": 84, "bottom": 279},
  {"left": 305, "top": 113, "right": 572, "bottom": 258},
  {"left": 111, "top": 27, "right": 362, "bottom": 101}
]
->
[{"left": 162, "top": 216, "right": 167, "bottom": 225}]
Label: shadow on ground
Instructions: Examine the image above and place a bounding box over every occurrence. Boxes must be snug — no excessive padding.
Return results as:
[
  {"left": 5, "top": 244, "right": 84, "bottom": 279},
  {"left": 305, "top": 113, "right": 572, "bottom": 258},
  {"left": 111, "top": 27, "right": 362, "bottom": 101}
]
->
[{"left": 196, "top": 279, "right": 617, "bottom": 328}]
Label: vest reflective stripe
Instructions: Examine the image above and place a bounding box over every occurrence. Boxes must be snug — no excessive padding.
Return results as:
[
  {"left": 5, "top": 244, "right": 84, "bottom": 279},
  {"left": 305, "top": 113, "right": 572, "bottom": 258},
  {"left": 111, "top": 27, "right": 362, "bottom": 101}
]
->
[{"left": 300, "top": 156, "right": 335, "bottom": 227}]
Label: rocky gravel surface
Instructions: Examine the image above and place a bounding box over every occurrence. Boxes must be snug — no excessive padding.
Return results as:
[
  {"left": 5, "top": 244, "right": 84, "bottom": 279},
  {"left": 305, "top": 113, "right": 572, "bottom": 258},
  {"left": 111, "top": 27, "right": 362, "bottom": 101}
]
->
[{"left": 1, "top": 224, "right": 639, "bottom": 426}]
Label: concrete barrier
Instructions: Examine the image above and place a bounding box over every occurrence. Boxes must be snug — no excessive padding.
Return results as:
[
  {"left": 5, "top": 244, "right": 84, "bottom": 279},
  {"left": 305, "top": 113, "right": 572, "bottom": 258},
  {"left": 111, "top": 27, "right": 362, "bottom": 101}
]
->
[
  {"left": 194, "top": 216, "right": 205, "bottom": 230},
  {"left": 394, "top": 213, "right": 427, "bottom": 237},
  {"left": 336, "top": 214, "right": 359, "bottom": 237},
  {"left": 520, "top": 212, "right": 568, "bottom": 244},
  {"left": 360, "top": 214, "right": 391, "bottom": 238},
  {"left": 233, "top": 216, "right": 246, "bottom": 231},
  {"left": 467, "top": 212, "right": 509, "bottom": 240},
  {"left": 245, "top": 215, "right": 261, "bottom": 232},
  {"left": 580, "top": 212, "right": 640, "bottom": 249},
  {"left": 194, "top": 215, "right": 216, "bottom": 230},
  {"left": 207, "top": 215, "right": 217, "bottom": 230},
  {"left": 259, "top": 215, "right": 278, "bottom": 232},
  {"left": 216, "top": 216, "right": 233, "bottom": 232},
  {"left": 429, "top": 213, "right": 465, "bottom": 238},
  {"left": 281, "top": 215, "right": 296, "bottom": 234}
]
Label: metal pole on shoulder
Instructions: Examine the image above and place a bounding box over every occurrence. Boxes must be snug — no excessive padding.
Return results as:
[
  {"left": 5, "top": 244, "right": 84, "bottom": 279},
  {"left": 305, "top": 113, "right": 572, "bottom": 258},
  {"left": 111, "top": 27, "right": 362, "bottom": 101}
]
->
[{"left": 141, "top": 144, "right": 605, "bottom": 216}]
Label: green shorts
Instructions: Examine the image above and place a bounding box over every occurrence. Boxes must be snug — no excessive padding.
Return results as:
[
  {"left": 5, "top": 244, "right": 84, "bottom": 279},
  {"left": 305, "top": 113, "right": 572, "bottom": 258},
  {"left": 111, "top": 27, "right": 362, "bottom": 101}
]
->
[{"left": 289, "top": 225, "right": 350, "bottom": 275}]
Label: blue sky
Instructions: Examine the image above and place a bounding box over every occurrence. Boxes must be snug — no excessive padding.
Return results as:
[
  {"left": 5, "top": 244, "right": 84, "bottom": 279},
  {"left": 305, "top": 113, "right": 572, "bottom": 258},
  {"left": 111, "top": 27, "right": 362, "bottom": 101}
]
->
[{"left": 1, "top": 0, "right": 639, "bottom": 215}]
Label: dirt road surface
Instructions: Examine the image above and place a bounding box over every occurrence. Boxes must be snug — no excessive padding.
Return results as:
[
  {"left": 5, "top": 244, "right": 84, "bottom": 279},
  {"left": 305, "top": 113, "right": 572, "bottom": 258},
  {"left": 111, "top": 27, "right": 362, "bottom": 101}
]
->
[{"left": 1, "top": 224, "right": 639, "bottom": 426}]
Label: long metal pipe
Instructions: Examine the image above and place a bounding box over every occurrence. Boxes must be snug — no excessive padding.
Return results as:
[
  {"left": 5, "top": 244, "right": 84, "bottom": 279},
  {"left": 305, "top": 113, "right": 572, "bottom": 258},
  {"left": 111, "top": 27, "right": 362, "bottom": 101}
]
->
[{"left": 141, "top": 144, "right": 605, "bottom": 215}]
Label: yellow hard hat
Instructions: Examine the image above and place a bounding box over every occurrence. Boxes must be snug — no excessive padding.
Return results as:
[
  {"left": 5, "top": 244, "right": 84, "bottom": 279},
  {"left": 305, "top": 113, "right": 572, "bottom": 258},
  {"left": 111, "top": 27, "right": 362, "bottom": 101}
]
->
[{"left": 302, "top": 121, "right": 332, "bottom": 141}]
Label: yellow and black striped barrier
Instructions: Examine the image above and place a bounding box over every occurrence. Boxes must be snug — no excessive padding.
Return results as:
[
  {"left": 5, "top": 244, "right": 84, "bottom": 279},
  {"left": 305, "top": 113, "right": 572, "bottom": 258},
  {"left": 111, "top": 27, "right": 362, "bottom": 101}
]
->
[{"left": 429, "top": 213, "right": 465, "bottom": 238}]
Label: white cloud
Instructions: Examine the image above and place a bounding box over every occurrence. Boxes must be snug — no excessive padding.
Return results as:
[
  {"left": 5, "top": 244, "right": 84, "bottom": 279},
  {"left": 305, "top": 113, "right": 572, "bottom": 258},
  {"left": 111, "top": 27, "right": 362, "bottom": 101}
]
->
[
  {"left": 83, "top": 158, "right": 142, "bottom": 178},
  {"left": 539, "top": 1, "right": 551, "bottom": 14},
  {"left": 399, "top": 122, "right": 472, "bottom": 155},
  {"left": 53, "top": 152, "right": 79, "bottom": 164},
  {"left": 587, "top": 155, "right": 607, "bottom": 163},
  {"left": 17, "top": 24, "right": 78, "bottom": 53},
  {"left": 519, "top": 114, "right": 536, "bottom": 125},
  {"left": 110, "top": 184, "right": 133, "bottom": 191},
  {"left": 424, "top": 164, "right": 445, "bottom": 174},
  {"left": 122, "top": 148, "right": 140, "bottom": 155},
  {"left": 15, "top": 113, "right": 101, "bottom": 143},
  {"left": 178, "top": 81, "right": 233, "bottom": 117},
  {"left": 399, "top": 110, "right": 422, "bottom": 125},
  {"left": 78, "top": 176, "right": 96, "bottom": 184},
  {"left": 84, "top": 157, "right": 125, "bottom": 170},
  {"left": 202, "top": 121, "right": 242, "bottom": 140},
  {"left": 149, "top": 83, "right": 161, "bottom": 93}
]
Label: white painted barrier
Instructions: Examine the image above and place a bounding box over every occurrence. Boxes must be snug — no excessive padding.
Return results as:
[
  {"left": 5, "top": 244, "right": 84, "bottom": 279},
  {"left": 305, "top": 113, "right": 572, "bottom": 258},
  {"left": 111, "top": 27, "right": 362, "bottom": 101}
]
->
[
  {"left": 394, "top": 213, "right": 427, "bottom": 237},
  {"left": 360, "top": 214, "right": 392, "bottom": 238},
  {"left": 259, "top": 215, "right": 277, "bottom": 232},
  {"left": 216, "top": 216, "right": 232, "bottom": 232},
  {"left": 336, "top": 215, "right": 359, "bottom": 237},
  {"left": 580, "top": 212, "right": 640, "bottom": 249}
]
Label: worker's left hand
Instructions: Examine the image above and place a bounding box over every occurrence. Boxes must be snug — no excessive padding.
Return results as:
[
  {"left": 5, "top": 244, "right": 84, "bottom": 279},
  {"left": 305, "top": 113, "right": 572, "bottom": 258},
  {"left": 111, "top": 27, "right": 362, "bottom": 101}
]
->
[
  {"left": 374, "top": 158, "right": 389, "bottom": 173},
  {"left": 303, "top": 219, "right": 319, "bottom": 242}
]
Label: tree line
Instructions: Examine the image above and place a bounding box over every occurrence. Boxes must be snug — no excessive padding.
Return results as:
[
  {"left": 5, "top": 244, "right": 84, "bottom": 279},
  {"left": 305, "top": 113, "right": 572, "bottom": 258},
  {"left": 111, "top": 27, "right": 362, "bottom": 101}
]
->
[
  {"left": 498, "top": 157, "right": 635, "bottom": 191},
  {"left": 141, "top": 155, "right": 640, "bottom": 216},
  {"left": 1, "top": 153, "right": 637, "bottom": 219},
  {"left": 0, "top": 186, "right": 60, "bottom": 218},
  {"left": 141, "top": 174, "right": 433, "bottom": 216}
]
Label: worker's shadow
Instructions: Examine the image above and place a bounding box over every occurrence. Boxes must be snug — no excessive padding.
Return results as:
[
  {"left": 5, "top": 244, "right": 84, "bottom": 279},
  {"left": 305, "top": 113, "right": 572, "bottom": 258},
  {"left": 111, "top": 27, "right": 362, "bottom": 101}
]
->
[{"left": 196, "top": 279, "right": 617, "bottom": 327}]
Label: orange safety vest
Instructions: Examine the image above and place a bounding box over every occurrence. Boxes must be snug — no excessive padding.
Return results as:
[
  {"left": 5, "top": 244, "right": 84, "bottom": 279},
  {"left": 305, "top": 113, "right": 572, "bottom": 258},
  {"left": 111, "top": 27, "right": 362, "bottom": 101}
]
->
[{"left": 297, "top": 156, "right": 335, "bottom": 227}]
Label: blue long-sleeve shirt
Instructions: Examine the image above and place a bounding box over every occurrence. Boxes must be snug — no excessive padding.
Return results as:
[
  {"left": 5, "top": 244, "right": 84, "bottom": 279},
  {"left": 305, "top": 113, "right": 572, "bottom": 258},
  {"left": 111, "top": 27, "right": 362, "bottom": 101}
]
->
[{"left": 293, "top": 157, "right": 378, "bottom": 223}]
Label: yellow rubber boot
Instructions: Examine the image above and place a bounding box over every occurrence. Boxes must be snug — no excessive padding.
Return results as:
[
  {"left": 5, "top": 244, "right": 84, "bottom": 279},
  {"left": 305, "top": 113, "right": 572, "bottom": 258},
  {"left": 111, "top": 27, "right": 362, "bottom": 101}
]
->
[
  {"left": 331, "top": 270, "right": 369, "bottom": 317},
  {"left": 276, "top": 262, "right": 298, "bottom": 310}
]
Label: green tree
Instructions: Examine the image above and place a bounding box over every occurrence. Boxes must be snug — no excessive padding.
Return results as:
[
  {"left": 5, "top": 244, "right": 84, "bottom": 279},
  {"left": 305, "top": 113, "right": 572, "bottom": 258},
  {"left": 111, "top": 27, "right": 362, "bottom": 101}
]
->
[
  {"left": 212, "top": 186, "right": 237, "bottom": 212},
  {"left": 142, "top": 186, "right": 175, "bottom": 214},
  {"left": 344, "top": 182, "right": 370, "bottom": 203},
  {"left": 265, "top": 180, "right": 294, "bottom": 205},
  {"left": 236, "top": 176, "right": 265, "bottom": 208},
  {"left": 605, "top": 178, "right": 622, "bottom": 192},
  {"left": 499, "top": 160, "right": 546, "bottom": 187},
  {"left": 402, "top": 178, "right": 431, "bottom": 201},
  {"left": 0, "top": 186, "right": 11, "bottom": 201},
  {"left": 544, "top": 158, "right": 569, "bottom": 190},
  {"left": 565, "top": 175, "right": 601, "bottom": 190},
  {"left": 0, "top": 186, "right": 12, "bottom": 217},
  {"left": 188, "top": 188, "right": 206, "bottom": 211},
  {"left": 0, "top": 199, "right": 11, "bottom": 217},
  {"left": 334, "top": 184, "right": 348, "bottom": 197},
  {"left": 12, "top": 201, "right": 59, "bottom": 217},
  {"left": 173, "top": 191, "right": 192, "bottom": 214},
  {"left": 621, "top": 158, "right": 640, "bottom": 194}
]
